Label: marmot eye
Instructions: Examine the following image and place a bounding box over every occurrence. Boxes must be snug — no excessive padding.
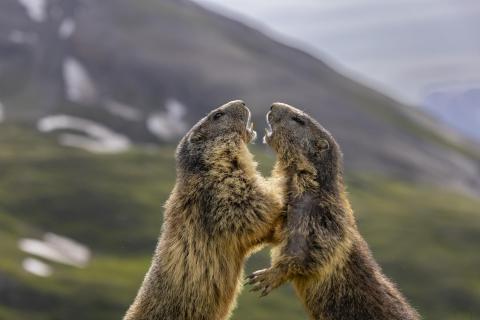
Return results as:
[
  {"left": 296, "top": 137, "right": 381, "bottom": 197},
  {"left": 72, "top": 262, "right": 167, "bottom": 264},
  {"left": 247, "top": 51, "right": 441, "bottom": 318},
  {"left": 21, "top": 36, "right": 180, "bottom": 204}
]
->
[
  {"left": 213, "top": 111, "right": 225, "bottom": 120},
  {"left": 291, "top": 116, "right": 305, "bottom": 125}
]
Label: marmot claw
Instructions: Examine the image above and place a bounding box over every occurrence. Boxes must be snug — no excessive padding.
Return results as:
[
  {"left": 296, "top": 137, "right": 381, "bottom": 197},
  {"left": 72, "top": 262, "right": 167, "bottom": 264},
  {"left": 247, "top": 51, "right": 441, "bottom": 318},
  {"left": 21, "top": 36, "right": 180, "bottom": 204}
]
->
[{"left": 246, "top": 268, "right": 283, "bottom": 297}]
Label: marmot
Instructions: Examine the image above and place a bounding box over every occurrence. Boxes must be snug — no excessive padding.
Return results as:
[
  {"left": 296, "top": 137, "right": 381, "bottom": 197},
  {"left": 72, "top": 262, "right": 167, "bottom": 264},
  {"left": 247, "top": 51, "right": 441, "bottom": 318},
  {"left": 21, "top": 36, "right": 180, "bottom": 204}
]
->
[
  {"left": 124, "top": 100, "right": 283, "bottom": 320},
  {"left": 247, "top": 103, "right": 419, "bottom": 320}
]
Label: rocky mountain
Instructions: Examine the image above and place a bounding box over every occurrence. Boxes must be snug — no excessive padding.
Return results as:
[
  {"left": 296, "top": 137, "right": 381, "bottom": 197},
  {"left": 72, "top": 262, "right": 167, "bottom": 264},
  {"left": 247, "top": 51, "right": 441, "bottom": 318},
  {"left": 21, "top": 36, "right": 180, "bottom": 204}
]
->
[{"left": 0, "top": 0, "right": 479, "bottom": 194}]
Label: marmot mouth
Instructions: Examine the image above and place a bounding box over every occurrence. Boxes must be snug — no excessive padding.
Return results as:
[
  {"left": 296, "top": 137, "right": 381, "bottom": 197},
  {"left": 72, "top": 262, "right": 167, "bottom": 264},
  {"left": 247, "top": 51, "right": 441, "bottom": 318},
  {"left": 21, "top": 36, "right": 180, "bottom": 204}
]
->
[
  {"left": 263, "top": 111, "right": 273, "bottom": 144},
  {"left": 245, "top": 108, "right": 257, "bottom": 143}
]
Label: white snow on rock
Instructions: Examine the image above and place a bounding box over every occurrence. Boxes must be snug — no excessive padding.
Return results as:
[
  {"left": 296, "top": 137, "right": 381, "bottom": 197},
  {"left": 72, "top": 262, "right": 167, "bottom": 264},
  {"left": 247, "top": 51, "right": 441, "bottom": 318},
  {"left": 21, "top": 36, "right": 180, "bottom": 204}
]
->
[
  {"left": 58, "top": 18, "right": 76, "bottom": 39},
  {"left": 8, "top": 30, "right": 36, "bottom": 44},
  {"left": 104, "top": 100, "right": 142, "bottom": 121},
  {"left": 147, "top": 99, "right": 188, "bottom": 141},
  {"left": 19, "top": 232, "right": 91, "bottom": 268},
  {"left": 22, "top": 257, "right": 53, "bottom": 277},
  {"left": 17, "top": 0, "right": 47, "bottom": 22},
  {"left": 63, "top": 57, "right": 97, "bottom": 104},
  {"left": 38, "top": 115, "right": 131, "bottom": 153},
  {"left": 0, "top": 101, "right": 4, "bottom": 123},
  {"left": 8, "top": 31, "right": 25, "bottom": 44}
]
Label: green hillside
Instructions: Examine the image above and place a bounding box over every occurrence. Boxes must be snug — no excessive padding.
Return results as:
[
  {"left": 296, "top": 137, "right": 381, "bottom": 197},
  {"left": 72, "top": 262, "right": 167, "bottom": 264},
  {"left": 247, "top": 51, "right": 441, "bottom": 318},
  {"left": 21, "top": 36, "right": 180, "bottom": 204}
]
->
[{"left": 0, "top": 125, "right": 479, "bottom": 319}]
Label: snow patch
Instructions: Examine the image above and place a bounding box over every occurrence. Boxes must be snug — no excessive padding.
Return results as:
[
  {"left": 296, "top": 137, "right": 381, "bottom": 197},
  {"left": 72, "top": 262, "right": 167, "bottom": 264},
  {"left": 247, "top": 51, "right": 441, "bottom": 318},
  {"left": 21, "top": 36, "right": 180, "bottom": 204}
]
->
[
  {"left": 63, "top": 57, "right": 97, "bottom": 104},
  {"left": 0, "top": 101, "right": 4, "bottom": 123},
  {"left": 19, "top": 232, "right": 91, "bottom": 268},
  {"left": 17, "top": 0, "right": 47, "bottom": 22},
  {"left": 58, "top": 18, "right": 76, "bottom": 39},
  {"left": 104, "top": 100, "right": 142, "bottom": 121},
  {"left": 8, "top": 30, "right": 35, "bottom": 44},
  {"left": 22, "top": 258, "right": 53, "bottom": 277},
  {"left": 38, "top": 115, "right": 131, "bottom": 153},
  {"left": 147, "top": 99, "right": 188, "bottom": 141}
]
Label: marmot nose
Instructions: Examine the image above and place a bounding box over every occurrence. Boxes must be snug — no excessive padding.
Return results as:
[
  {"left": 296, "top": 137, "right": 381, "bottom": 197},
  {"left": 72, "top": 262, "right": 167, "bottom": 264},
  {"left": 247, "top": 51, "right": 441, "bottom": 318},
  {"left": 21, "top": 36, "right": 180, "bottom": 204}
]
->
[
  {"left": 270, "top": 102, "right": 287, "bottom": 111},
  {"left": 230, "top": 100, "right": 246, "bottom": 107},
  {"left": 225, "top": 100, "right": 249, "bottom": 117}
]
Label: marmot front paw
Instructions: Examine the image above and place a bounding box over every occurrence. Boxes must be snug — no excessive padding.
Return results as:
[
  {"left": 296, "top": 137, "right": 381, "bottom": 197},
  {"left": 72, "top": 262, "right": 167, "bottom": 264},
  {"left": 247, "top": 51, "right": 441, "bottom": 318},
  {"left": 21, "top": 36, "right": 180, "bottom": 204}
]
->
[{"left": 246, "top": 268, "right": 286, "bottom": 297}]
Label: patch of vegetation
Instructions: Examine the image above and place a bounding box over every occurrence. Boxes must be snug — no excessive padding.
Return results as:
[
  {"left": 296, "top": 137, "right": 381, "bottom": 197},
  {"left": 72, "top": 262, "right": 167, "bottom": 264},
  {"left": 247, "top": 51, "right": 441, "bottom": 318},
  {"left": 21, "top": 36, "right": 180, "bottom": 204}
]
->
[{"left": 0, "top": 125, "right": 479, "bottom": 319}]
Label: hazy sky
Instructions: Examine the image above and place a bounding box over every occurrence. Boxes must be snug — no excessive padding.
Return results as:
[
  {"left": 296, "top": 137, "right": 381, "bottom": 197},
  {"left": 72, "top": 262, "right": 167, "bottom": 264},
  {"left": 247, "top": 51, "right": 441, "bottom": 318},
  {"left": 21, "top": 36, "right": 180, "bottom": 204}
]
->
[{"left": 194, "top": 0, "right": 480, "bottom": 105}]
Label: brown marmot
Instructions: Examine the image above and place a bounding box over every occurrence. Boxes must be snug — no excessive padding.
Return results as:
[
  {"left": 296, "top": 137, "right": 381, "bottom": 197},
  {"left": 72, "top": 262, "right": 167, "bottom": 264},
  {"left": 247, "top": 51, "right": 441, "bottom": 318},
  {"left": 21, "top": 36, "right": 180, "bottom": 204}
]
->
[
  {"left": 124, "top": 100, "right": 284, "bottom": 320},
  {"left": 247, "top": 103, "right": 419, "bottom": 320}
]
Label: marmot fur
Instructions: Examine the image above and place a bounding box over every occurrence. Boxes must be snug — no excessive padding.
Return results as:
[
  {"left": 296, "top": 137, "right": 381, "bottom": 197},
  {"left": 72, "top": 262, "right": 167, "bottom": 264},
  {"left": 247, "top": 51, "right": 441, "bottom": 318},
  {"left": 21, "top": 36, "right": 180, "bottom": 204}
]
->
[
  {"left": 124, "top": 100, "right": 283, "bottom": 320},
  {"left": 247, "top": 102, "right": 419, "bottom": 320}
]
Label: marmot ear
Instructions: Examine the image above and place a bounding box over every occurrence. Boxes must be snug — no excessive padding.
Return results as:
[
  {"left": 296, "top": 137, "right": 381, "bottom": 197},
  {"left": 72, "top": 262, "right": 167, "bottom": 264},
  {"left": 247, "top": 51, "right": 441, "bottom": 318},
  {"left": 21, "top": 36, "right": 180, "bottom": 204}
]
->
[{"left": 317, "top": 139, "right": 329, "bottom": 151}]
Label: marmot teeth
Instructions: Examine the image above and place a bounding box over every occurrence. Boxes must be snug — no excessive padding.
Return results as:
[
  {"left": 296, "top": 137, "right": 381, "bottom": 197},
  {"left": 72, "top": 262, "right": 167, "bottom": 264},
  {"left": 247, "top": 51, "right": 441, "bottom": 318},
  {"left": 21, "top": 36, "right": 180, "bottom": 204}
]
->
[{"left": 250, "top": 129, "right": 257, "bottom": 143}]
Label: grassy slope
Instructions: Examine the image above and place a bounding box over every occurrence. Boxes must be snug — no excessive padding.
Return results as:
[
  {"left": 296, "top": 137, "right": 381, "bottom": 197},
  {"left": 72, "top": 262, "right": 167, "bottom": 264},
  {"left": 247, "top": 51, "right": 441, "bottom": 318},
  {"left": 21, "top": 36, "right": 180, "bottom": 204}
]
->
[{"left": 0, "top": 125, "right": 479, "bottom": 320}]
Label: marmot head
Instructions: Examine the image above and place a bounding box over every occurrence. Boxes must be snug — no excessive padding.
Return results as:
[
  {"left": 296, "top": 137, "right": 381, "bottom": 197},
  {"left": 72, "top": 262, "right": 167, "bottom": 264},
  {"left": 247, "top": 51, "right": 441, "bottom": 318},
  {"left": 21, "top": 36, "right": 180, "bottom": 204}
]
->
[
  {"left": 176, "top": 100, "right": 256, "bottom": 173},
  {"left": 264, "top": 102, "right": 342, "bottom": 188}
]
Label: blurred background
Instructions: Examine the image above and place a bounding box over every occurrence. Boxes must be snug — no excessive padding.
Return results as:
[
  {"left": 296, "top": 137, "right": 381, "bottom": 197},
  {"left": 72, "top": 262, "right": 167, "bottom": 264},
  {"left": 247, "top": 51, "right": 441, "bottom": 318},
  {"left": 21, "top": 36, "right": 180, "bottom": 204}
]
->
[{"left": 0, "top": 0, "right": 479, "bottom": 319}]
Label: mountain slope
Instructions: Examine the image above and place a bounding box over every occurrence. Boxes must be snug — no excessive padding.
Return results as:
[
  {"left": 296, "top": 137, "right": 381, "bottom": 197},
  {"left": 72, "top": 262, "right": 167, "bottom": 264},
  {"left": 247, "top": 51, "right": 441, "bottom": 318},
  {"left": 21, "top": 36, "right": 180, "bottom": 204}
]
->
[
  {"left": 0, "top": 0, "right": 479, "bottom": 194},
  {"left": 0, "top": 125, "right": 479, "bottom": 319}
]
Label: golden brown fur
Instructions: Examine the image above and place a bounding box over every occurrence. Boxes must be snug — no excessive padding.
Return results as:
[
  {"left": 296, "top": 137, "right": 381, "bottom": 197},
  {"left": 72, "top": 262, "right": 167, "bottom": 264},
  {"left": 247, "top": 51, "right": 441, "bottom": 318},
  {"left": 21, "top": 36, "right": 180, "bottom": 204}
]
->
[
  {"left": 248, "top": 103, "right": 419, "bottom": 320},
  {"left": 124, "top": 100, "right": 283, "bottom": 320}
]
